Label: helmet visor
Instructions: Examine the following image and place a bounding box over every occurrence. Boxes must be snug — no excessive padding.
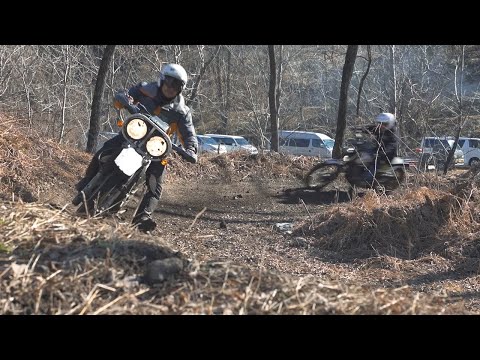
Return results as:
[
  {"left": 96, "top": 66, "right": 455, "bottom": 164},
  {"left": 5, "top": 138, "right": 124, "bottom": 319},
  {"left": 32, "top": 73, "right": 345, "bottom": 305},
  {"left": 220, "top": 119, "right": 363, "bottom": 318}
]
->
[{"left": 163, "top": 75, "right": 183, "bottom": 92}]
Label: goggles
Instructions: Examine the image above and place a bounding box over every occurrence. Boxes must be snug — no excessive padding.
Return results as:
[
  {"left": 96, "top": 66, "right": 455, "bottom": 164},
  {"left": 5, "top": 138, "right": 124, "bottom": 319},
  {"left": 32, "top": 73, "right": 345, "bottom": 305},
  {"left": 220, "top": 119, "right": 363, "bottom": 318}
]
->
[{"left": 163, "top": 75, "right": 183, "bottom": 92}]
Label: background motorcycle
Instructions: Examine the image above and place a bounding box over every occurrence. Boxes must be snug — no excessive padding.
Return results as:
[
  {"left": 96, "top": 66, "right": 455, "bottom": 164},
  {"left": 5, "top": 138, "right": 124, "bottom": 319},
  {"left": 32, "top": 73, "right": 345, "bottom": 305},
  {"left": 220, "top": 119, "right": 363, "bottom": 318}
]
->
[
  {"left": 72, "top": 93, "right": 196, "bottom": 218},
  {"left": 305, "top": 127, "right": 408, "bottom": 193}
]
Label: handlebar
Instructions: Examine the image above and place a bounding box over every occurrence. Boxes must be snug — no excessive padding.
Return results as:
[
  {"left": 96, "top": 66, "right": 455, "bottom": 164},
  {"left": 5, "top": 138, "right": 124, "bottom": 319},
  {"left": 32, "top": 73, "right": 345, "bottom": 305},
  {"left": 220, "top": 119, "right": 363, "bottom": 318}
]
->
[
  {"left": 115, "top": 92, "right": 197, "bottom": 164},
  {"left": 115, "top": 92, "right": 141, "bottom": 114},
  {"left": 172, "top": 144, "right": 197, "bottom": 164}
]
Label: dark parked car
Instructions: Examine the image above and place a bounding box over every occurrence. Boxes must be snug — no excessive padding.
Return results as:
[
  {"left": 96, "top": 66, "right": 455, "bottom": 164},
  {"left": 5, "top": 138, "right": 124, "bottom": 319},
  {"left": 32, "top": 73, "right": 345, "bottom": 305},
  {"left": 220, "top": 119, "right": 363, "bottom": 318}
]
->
[{"left": 415, "top": 136, "right": 464, "bottom": 171}]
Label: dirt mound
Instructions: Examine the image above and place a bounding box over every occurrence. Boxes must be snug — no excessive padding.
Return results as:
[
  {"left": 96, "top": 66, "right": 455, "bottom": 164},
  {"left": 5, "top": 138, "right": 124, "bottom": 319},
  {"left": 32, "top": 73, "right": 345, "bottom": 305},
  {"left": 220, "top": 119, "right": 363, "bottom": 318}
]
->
[
  {"left": 0, "top": 115, "right": 90, "bottom": 203},
  {"left": 0, "top": 118, "right": 317, "bottom": 203},
  {"left": 295, "top": 172, "right": 480, "bottom": 261},
  {"left": 166, "top": 151, "right": 318, "bottom": 183}
]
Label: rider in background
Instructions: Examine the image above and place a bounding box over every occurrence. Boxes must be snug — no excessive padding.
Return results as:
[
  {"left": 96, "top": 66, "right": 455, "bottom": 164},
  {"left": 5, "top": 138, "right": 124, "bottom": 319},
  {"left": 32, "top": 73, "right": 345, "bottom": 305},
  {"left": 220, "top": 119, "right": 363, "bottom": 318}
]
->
[
  {"left": 361, "top": 112, "right": 398, "bottom": 172},
  {"left": 76, "top": 63, "right": 198, "bottom": 232}
]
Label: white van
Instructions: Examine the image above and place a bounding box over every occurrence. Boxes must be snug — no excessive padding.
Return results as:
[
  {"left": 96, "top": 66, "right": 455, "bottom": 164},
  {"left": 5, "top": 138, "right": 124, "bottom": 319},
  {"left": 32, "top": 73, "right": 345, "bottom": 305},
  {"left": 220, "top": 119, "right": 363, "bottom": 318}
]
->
[
  {"left": 278, "top": 130, "right": 334, "bottom": 158},
  {"left": 458, "top": 137, "right": 480, "bottom": 166},
  {"left": 205, "top": 134, "right": 258, "bottom": 154}
]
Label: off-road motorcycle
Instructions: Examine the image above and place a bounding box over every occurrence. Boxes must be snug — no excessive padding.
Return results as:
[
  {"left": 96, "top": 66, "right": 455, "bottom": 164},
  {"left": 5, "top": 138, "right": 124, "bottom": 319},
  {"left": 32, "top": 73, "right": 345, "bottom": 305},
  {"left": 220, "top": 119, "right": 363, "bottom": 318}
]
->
[
  {"left": 305, "top": 127, "right": 408, "bottom": 193},
  {"left": 72, "top": 93, "right": 196, "bottom": 217}
]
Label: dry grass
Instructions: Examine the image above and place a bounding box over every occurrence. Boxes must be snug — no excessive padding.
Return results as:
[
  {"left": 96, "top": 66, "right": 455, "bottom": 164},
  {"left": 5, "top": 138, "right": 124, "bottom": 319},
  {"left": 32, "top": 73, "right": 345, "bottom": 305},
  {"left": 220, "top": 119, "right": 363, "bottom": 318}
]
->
[
  {"left": 166, "top": 151, "right": 319, "bottom": 183},
  {"left": 295, "top": 169, "right": 480, "bottom": 262},
  {"left": 0, "top": 114, "right": 90, "bottom": 202},
  {"left": 0, "top": 115, "right": 315, "bottom": 200},
  {"left": 0, "top": 199, "right": 468, "bottom": 314}
]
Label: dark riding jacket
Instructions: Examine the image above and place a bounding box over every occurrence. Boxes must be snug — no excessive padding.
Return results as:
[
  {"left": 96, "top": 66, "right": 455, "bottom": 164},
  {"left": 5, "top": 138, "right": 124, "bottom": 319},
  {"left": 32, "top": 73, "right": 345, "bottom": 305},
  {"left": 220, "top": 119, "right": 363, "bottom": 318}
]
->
[
  {"left": 364, "top": 124, "right": 398, "bottom": 161},
  {"left": 125, "top": 81, "right": 198, "bottom": 153}
]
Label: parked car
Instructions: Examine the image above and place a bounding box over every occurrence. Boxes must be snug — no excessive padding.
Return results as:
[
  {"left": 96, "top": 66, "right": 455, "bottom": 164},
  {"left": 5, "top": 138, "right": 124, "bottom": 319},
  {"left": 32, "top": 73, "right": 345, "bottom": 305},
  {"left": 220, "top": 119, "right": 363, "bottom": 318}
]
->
[
  {"left": 205, "top": 134, "right": 258, "bottom": 154},
  {"left": 416, "top": 136, "right": 464, "bottom": 171},
  {"left": 196, "top": 134, "right": 227, "bottom": 154},
  {"left": 457, "top": 137, "right": 480, "bottom": 166},
  {"left": 278, "top": 130, "right": 334, "bottom": 158}
]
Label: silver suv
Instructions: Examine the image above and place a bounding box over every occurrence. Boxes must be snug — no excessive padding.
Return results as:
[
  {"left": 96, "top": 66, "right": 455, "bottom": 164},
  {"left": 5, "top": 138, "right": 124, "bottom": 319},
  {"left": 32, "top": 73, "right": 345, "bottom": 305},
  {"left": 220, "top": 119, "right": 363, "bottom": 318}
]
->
[
  {"left": 196, "top": 135, "right": 227, "bottom": 154},
  {"left": 416, "top": 136, "right": 464, "bottom": 171}
]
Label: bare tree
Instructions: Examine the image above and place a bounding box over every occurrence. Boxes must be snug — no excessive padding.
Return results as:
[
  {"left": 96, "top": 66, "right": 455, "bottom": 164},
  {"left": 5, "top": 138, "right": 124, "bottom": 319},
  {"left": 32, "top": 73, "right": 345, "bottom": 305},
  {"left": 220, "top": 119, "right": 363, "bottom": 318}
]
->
[
  {"left": 0, "top": 46, "right": 20, "bottom": 99},
  {"left": 186, "top": 45, "right": 220, "bottom": 107},
  {"left": 86, "top": 45, "right": 116, "bottom": 153},
  {"left": 214, "top": 46, "right": 232, "bottom": 133},
  {"left": 268, "top": 45, "right": 279, "bottom": 152},
  {"left": 3, "top": 44, "right": 480, "bottom": 156},
  {"left": 332, "top": 45, "right": 358, "bottom": 159},
  {"left": 17, "top": 48, "right": 36, "bottom": 127},
  {"left": 356, "top": 45, "right": 372, "bottom": 117},
  {"left": 444, "top": 45, "right": 465, "bottom": 174},
  {"left": 275, "top": 45, "right": 283, "bottom": 126},
  {"left": 59, "top": 45, "right": 70, "bottom": 143},
  {"left": 389, "top": 45, "right": 397, "bottom": 115}
]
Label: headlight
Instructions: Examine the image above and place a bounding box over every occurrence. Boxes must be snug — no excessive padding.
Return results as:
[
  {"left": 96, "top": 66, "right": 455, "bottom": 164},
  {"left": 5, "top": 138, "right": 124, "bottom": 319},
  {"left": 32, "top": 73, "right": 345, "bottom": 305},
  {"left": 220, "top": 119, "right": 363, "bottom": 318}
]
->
[
  {"left": 146, "top": 136, "right": 168, "bottom": 157},
  {"left": 126, "top": 118, "right": 148, "bottom": 140}
]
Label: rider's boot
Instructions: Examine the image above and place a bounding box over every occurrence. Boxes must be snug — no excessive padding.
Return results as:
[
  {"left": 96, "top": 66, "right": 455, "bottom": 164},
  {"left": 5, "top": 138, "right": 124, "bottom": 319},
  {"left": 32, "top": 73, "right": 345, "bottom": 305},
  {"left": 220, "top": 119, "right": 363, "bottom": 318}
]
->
[
  {"left": 132, "top": 195, "right": 159, "bottom": 232},
  {"left": 75, "top": 177, "right": 93, "bottom": 192}
]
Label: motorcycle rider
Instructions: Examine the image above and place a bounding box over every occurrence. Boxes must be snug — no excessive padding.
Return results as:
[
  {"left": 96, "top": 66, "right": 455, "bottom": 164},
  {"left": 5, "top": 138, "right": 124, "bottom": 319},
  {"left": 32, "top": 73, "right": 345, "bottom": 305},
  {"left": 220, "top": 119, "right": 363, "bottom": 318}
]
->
[
  {"left": 361, "top": 112, "right": 398, "bottom": 175},
  {"left": 76, "top": 63, "right": 198, "bottom": 232}
]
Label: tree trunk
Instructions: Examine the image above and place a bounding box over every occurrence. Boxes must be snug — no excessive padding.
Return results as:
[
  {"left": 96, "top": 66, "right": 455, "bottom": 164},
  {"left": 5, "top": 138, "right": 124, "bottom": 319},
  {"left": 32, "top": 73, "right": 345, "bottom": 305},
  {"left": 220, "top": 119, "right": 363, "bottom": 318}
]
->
[
  {"left": 275, "top": 45, "right": 283, "bottom": 120},
  {"left": 268, "top": 45, "right": 279, "bottom": 152},
  {"left": 59, "top": 45, "right": 70, "bottom": 144},
  {"left": 187, "top": 45, "right": 220, "bottom": 107},
  {"left": 443, "top": 46, "right": 465, "bottom": 174},
  {"left": 332, "top": 45, "right": 358, "bottom": 159},
  {"left": 214, "top": 49, "right": 230, "bottom": 133},
  {"left": 389, "top": 45, "right": 399, "bottom": 156},
  {"left": 389, "top": 45, "right": 397, "bottom": 115},
  {"left": 86, "top": 45, "right": 116, "bottom": 153},
  {"left": 356, "top": 45, "right": 371, "bottom": 118},
  {"left": 225, "top": 48, "right": 232, "bottom": 130}
]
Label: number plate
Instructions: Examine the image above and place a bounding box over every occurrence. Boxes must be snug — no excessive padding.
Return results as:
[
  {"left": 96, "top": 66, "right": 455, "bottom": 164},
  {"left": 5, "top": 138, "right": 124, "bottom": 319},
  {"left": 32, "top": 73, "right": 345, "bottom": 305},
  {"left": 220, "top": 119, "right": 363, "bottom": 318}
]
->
[{"left": 114, "top": 147, "right": 143, "bottom": 176}]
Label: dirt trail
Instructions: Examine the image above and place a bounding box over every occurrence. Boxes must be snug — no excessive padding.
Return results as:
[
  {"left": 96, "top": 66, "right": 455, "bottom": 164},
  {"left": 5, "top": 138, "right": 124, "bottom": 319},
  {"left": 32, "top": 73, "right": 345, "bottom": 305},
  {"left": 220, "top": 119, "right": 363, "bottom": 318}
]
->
[
  {"left": 143, "top": 175, "right": 480, "bottom": 312},
  {"left": 30, "top": 163, "right": 479, "bottom": 313},
  {"left": 150, "top": 179, "right": 338, "bottom": 275},
  {"left": 2, "top": 119, "right": 479, "bottom": 313}
]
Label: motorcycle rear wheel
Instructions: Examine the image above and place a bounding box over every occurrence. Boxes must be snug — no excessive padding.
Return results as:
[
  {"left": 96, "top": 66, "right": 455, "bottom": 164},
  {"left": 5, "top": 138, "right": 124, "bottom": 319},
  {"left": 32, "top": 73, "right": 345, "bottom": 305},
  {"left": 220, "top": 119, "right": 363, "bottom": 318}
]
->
[
  {"left": 305, "top": 163, "right": 341, "bottom": 189},
  {"left": 381, "top": 167, "right": 406, "bottom": 191}
]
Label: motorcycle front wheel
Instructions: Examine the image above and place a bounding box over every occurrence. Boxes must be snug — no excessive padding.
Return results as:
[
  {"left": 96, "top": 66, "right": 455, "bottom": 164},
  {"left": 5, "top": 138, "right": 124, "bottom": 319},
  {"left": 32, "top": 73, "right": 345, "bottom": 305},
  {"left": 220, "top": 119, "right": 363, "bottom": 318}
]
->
[{"left": 305, "top": 163, "right": 341, "bottom": 189}]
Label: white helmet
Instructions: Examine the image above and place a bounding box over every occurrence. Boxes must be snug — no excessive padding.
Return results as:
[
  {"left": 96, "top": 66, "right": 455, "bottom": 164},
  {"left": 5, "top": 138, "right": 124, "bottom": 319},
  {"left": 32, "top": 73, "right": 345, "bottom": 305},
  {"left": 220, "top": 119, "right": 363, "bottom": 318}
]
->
[
  {"left": 158, "top": 63, "right": 188, "bottom": 92},
  {"left": 375, "top": 112, "right": 396, "bottom": 130}
]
